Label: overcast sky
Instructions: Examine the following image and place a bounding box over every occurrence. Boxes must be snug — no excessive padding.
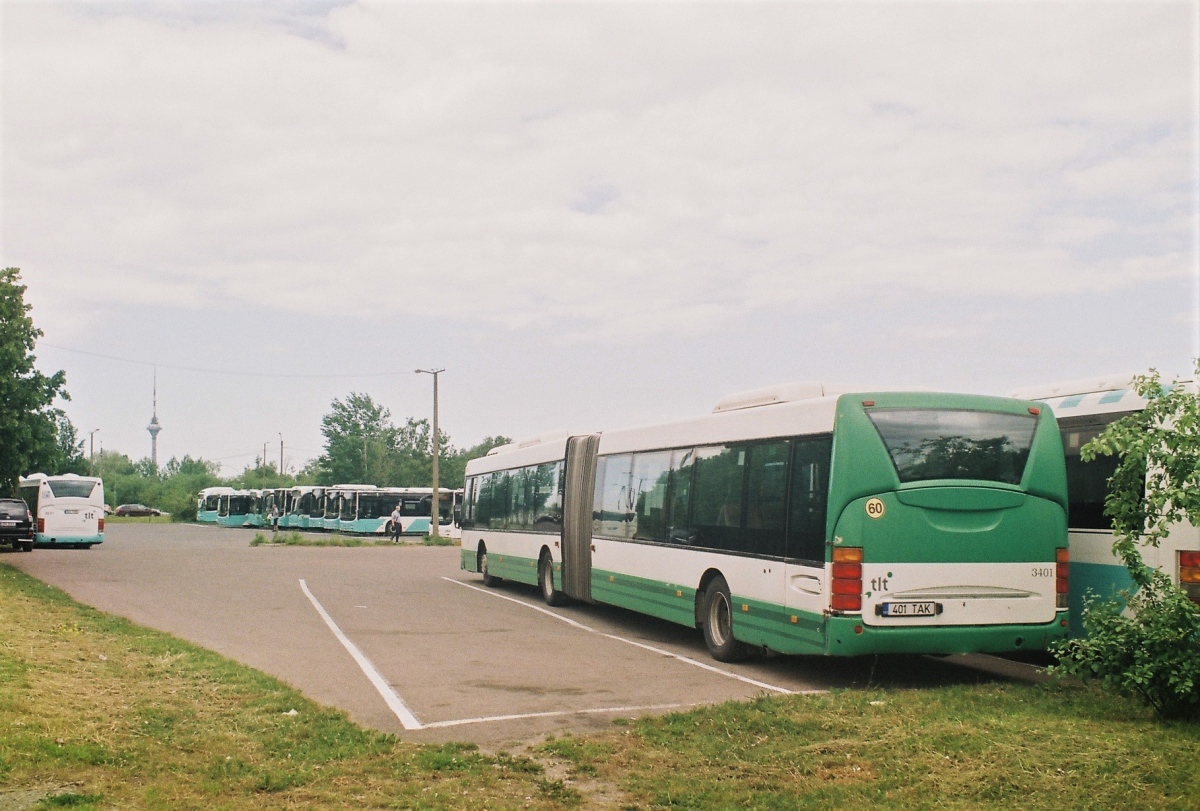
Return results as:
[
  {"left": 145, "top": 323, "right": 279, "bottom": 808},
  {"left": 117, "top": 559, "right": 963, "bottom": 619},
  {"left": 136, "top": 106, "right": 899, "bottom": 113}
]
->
[{"left": 3, "top": 1, "right": 1197, "bottom": 477}]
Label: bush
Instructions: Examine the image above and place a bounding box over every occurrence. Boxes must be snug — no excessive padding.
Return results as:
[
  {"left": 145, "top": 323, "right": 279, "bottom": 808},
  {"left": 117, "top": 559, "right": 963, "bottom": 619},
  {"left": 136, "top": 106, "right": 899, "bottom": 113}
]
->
[{"left": 1053, "top": 570, "right": 1200, "bottom": 719}]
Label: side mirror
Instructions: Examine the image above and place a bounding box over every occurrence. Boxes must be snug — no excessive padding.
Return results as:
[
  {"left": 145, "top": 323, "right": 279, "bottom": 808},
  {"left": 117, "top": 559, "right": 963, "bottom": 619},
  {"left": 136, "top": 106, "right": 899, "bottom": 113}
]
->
[{"left": 453, "top": 506, "right": 463, "bottom": 523}]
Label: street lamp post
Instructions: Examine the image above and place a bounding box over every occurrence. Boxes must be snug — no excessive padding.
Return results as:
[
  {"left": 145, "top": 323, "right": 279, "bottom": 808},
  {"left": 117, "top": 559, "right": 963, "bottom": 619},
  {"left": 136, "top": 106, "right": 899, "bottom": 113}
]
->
[
  {"left": 88, "top": 429, "right": 100, "bottom": 476},
  {"left": 415, "top": 368, "right": 445, "bottom": 539}
]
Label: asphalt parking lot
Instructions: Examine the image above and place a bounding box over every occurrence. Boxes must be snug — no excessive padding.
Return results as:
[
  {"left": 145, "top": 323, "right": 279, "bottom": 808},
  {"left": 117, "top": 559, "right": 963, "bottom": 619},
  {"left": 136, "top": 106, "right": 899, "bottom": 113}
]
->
[{"left": 4, "top": 523, "right": 1040, "bottom": 749}]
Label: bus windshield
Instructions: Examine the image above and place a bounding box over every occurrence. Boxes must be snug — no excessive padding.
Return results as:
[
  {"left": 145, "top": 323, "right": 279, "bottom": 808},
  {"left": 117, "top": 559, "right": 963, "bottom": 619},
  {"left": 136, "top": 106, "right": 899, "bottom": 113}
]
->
[
  {"left": 867, "top": 408, "right": 1037, "bottom": 485},
  {"left": 47, "top": 480, "right": 97, "bottom": 499}
]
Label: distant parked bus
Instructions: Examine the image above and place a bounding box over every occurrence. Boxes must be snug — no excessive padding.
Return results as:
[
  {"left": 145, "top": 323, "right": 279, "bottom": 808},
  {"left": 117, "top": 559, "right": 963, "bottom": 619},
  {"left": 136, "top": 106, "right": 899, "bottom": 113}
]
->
[
  {"left": 1012, "top": 375, "right": 1200, "bottom": 633},
  {"left": 283, "top": 486, "right": 325, "bottom": 529},
  {"left": 462, "top": 383, "right": 1070, "bottom": 661},
  {"left": 19, "top": 474, "right": 105, "bottom": 549},
  {"left": 216, "top": 490, "right": 260, "bottom": 528},
  {"left": 345, "top": 487, "right": 463, "bottom": 537},
  {"left": 197, "top": 486, "right": 235, "bottom": 523}
]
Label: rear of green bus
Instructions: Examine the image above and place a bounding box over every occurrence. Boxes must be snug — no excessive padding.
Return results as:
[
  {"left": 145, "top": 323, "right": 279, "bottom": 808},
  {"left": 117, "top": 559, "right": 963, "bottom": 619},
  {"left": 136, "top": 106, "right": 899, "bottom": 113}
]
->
[{"left": 824, "top": 393, "right": 1069, "bottom": 656}]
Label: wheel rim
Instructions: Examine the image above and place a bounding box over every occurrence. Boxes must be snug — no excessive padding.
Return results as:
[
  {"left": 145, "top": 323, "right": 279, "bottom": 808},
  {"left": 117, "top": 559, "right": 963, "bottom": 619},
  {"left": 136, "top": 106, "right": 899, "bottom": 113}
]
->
[
  {"left": 480, "top": 552, "right": 488, "bottom": 578},
  {"left": 541, "top": 560, "right": 552, "bottom": 598},
  {"left": 708, "top": 590, "right": 731, "bottom": 647}
]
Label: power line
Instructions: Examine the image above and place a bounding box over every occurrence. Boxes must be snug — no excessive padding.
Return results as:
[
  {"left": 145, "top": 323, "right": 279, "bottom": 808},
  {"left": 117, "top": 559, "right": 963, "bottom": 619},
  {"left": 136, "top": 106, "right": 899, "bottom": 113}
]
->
[{"left": 39, "top": 342, "right": 410, "bottom": 380}]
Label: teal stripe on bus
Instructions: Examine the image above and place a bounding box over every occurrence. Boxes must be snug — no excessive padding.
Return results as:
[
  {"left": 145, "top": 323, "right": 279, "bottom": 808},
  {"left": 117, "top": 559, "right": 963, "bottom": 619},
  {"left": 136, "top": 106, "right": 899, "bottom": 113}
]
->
[
  {"left": 1097, "top": 390, "right": 1128, "bottom": 405},
  {"left": 1058, "top": 395, "right": 1085, "bottom": 409}
]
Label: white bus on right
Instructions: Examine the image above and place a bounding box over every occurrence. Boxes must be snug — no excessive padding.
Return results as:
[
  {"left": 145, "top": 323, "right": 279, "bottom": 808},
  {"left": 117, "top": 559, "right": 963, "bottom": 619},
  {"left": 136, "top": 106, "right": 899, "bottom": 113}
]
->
[{"left": 1011, "top": 374, "right": 1200, "bottom": 634}]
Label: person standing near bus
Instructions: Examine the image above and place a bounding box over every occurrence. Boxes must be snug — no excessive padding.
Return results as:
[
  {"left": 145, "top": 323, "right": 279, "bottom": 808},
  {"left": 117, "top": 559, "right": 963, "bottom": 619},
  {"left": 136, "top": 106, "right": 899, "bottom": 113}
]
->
[
  {"left": 270, "top": 504, "right": 280, "bottom": 533},
  {"left": 390, "top": 504, "right": 403, "bottom": 543}
]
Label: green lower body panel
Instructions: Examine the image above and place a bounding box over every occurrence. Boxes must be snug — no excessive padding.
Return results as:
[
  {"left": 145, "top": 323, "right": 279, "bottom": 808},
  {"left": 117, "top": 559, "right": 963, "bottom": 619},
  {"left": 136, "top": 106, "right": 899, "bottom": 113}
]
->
[
  {"left": 461, "top": 548, "right": 478, "bottom": 572},
  {"left": 488, "top": 552, "right": 539, "bottom": 586},
  {"left": 591, "top": 568, "right": 698, "bottom": 627},
  {"left": 824, "top": 613, "right": 1070, "bottom": 656},
  {"left": 729, "top": 595, "right": 828, "bottom": 655}
]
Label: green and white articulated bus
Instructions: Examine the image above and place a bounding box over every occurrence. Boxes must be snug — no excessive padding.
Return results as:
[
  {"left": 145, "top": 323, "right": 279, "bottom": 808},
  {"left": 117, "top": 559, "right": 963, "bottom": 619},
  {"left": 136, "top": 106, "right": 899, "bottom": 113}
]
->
[
  {"left": 460, "top": 383, "right": 1070, "bottom": 661},
  {"left": 1011, "top": 375, "right": 1200, "bottom": 634},
  {"left": 19, "top": 474, "right": 106, "bottom": 548},
  {"left": 196, "top": 487, "right": 235, "bottom": 523}
]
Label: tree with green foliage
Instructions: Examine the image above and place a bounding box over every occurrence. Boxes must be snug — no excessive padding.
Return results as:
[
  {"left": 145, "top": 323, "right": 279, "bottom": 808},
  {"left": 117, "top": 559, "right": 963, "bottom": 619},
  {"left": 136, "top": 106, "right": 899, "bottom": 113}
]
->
[
  {"left": 1052, "top": 366, "right": 1200, "bottom": 719},
  {"left": 54, "top": 414, "right": 89, "bottom": 475},
  {"left": 312, "top": 392, "right": 510, "bottom": 488},
  {"left": 313, "top": 393, "right": 400, "bottom": 485},
  {"left": 0, "top": 268, "right": 71, "bottom": 493}
]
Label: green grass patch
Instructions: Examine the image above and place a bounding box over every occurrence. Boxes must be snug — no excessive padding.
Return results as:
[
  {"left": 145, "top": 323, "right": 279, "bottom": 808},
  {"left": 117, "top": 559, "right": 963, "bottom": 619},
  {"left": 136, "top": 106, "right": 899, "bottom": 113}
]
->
[
  {"left": 248, "top": 531, "right": 395, "bottom": 547},
  {"left": 0, "top": 564, "right": 557, "bottom": 809},
  {"left": 2, "top": 561, "right": 1198, "bottom": 809},
  {"left": 248, "top": 531, "right": 460, "bottom": 547},
  {"left": 102, "top": 514, "right": 173, "bottom": 525}
]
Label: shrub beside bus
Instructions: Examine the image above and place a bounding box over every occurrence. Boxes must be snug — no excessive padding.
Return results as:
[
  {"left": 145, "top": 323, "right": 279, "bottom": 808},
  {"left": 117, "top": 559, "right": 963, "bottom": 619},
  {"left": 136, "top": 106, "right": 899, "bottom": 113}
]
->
[
  {"left": 461, "top": 383, "right": 1070, "bottom": 661},
  {"left": 1011, "top": 375, "right": 1200, "bottom": 633},
  {"left": 19, "top": 474, "right": 106, "bottom": 549}
]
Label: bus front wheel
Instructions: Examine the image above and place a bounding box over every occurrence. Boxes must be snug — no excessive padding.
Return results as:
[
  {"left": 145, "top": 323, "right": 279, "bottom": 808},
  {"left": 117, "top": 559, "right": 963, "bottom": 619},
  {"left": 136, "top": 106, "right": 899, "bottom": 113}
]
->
[
  {"left": 701, "top": 576, "right": 748, "bottom": 663},
  {"left": 539, "top": 553, "right": 566, "bottom": 606},
  {"left": 480, "top": 548, "right": 500, "bottom": 588}
]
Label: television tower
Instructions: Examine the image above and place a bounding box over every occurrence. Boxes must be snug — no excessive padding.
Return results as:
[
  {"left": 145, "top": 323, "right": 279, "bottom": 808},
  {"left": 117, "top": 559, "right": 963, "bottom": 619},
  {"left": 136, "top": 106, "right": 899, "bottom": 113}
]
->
[{"left": 147, "top": 368, "right": 162, "bottom": 470}]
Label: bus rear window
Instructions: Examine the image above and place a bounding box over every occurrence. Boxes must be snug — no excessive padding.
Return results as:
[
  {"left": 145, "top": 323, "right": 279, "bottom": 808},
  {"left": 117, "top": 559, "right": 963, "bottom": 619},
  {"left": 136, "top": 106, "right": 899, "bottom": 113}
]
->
[
  {"left": 47, "top": 480, "right": 96, "bottom": 499},
  {"left": 866, "top": 409, "right": 1038, "bottom": 485}
]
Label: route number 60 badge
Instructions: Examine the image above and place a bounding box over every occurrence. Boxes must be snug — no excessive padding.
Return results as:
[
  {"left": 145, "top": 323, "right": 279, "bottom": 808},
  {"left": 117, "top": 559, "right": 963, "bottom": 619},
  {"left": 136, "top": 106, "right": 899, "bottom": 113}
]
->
[{"left": 865, "top": 498, "right": 886, "bottom": 519}]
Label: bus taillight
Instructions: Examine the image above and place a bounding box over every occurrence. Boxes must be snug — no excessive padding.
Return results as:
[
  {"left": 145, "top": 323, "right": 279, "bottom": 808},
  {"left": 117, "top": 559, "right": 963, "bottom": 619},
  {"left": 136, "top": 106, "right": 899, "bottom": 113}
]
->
[
  {"left": 98, "top": 518, "right": 105, "bottom": 532},
  {"left": 37, "top": 518, "right": 44, "bottom": 534},
  {"left": 1056, "top": 548, "right": 1069, "bottom": 609},
  {"left": 1179, "top": 551, "right": 1200, "bottom": 604},
  {"left": 831, "top": 547, "right": 863, "bottom": 612}
]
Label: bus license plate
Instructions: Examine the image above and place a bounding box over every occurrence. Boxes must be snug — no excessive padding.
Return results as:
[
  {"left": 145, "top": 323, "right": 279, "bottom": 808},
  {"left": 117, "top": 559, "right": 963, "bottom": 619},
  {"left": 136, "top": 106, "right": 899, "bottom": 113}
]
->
[
  {"left": 0, "top": 521, "right": 14, "bottom": 527},
  {"left": 878, "top": 601, "right": 941, "bottom": 617}
]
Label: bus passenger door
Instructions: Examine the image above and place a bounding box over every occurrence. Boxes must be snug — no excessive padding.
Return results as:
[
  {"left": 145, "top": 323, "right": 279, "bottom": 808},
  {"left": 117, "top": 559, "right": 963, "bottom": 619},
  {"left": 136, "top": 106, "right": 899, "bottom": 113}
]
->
[
  {"left": 785, "top": 436, "right": 833, "bottom": 650},
  {"left": 562, "top": 434, "right": 600, "bottom": 603}
]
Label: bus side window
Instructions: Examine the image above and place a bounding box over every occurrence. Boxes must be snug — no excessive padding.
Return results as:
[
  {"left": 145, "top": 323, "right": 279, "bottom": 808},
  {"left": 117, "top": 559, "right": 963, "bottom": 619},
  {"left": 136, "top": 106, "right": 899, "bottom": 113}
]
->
[
  {"left": 631, "top": 451, "right": 672, "bottom": 542},
  {"left": 690, "top": 445, "right": 742, "bottom": 551},
  {"left": 594, "top": 454, "right": 634, "bottom": 539},
  {"left": 667, "top": 448, "right": 695, "bottom": 544},
  {"left": 744, "top": 441, "right": 790, "bottom": 558},
  {"left": 787, "top": 435, "right": 832, "bottom": 563},
  {"left": 1059, "top": 416, "right": 1137, "bottom": 530},
  {"left": 531, "top": 462, "right": 560, "bottom": 531}
]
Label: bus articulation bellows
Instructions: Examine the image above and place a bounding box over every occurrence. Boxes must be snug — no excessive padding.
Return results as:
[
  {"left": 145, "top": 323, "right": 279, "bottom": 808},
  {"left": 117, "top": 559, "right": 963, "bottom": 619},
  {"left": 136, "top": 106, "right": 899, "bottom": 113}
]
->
[{"left": 460, "top": 382, "right": 1070, "bottom": 661}]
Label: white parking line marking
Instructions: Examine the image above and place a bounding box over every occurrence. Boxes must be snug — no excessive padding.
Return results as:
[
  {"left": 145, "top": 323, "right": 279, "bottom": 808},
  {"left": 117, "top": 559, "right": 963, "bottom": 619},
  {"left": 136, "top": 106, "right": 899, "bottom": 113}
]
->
[
  {"left": 421, "top": 703, "right": 692, "bottom": 730},
  {"left": 300, "top": 579, "right": 425, "bottom": 731},
  {"left": 443, "top": 577, "right": 810, "bottom": 696}
]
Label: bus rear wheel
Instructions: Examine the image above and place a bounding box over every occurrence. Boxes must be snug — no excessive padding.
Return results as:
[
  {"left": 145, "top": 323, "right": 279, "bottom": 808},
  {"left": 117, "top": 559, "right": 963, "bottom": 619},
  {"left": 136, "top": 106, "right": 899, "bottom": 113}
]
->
[
  {"left": 539, "top": 553, "right": 566, "bottom": 606},
  {"left": 702, "top": 576, "right": 748, "bottom": 662}
]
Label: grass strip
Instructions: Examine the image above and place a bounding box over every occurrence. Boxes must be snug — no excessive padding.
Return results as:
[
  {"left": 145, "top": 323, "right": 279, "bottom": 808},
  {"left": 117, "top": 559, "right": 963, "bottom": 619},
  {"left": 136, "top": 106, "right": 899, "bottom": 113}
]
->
[
  {"left": 2, "top": 561, "right": 1199, "bottom": 809},
  {"left": 0, "top": 564, "right": 560, "bottom": 810},
  {"left": 249, "top": 531, "right": 460, "bottom": 547},
  {"left": 534, "top": 674, "right": 1200, "bottom": 810}
]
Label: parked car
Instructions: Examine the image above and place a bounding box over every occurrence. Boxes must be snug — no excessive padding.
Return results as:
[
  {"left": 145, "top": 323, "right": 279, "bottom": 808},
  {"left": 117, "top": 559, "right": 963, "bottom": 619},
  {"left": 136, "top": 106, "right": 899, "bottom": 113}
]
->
[
  {"left": 0, "top": 498, "right": 35, "bottom": 552},
  {"left": 115, "top": 504, "right": 161, "bottom": 517}
]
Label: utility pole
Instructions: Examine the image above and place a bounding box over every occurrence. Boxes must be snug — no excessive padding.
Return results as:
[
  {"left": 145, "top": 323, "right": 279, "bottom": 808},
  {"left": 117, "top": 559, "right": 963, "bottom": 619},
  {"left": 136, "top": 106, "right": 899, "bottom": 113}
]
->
[
  {"left": 263, "top": 443, "right": 268, "bottom": 487},
  {"left": 88, "top": 429, "right": 100, "bottom": 476},
  {"left": 279, "top": 433, "right": 284, "bottom": 477},
  {"left": 415, "top": 368, "right": 444, "bottom": 538}
]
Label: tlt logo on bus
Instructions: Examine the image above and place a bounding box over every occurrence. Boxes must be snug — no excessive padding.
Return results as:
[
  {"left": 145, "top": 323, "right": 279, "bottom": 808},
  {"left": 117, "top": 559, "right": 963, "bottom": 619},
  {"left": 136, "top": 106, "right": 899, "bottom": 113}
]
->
[{"left": 865, "top": 498, "right": 886, "bottom": 519}]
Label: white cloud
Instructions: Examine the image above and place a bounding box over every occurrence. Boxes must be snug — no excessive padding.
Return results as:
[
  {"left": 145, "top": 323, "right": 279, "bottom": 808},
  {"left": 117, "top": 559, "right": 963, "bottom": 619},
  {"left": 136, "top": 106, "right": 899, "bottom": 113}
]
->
[{"left": 3, "top": 0, "right": 1196, "bottom": 347}]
